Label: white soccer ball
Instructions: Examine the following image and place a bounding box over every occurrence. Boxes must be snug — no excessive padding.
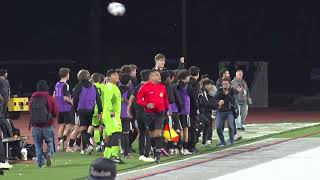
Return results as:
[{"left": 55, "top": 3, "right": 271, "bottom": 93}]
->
[{"left": 107, "top": 2, "right": 126, "bottom": 16}]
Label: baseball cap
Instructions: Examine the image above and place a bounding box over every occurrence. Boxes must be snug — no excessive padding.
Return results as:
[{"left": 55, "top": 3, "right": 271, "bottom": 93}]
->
[{"left": 88, "top": 158, "right": 116, "bottom": 180}]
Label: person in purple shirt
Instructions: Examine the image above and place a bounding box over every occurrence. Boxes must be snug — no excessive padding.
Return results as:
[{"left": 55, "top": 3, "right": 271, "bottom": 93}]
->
[
  {"left": 54, "top": 68, "right": 73, "bottom": 152},
  {"left": 118, "top": 74, "right": 133, "bottom": 159}
]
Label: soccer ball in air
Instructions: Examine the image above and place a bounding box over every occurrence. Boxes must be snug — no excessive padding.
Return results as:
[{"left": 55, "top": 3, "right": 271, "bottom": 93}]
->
[{"left": 107, "top": 2, "right": 126, "bottom": 16}]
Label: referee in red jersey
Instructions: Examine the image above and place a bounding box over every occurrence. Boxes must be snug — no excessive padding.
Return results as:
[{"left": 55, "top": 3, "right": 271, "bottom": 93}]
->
[{"left": 137, "top": 70, "right": 169, "bottom": 163}]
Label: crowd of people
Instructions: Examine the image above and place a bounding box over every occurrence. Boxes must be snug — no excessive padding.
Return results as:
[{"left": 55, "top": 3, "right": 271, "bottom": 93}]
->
[{"left": 1, "top": 54, "right": 252, "bottom": 170}]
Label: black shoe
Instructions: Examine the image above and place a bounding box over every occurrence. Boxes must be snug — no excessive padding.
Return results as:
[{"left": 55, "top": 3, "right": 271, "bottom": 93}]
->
[
  {"left": 46, "top": 154, "right": 52, "bottom": 167},
  {"left": 240, "top": 127, "right": 245, "bottom": 131},
  {"left": 155, "top": 156, "right": 160, "bottom": 164},
  {"left": 111, "top": 157, "right": 125, "bottom": 164}
]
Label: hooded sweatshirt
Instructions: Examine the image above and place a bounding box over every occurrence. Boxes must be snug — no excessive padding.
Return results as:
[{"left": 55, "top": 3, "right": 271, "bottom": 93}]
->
[{"left": 73, "top": 80, "right": 102, "bottom": 113}]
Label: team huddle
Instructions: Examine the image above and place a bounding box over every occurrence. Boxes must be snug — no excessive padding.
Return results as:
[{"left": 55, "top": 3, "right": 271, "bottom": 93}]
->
[{"left": 29, "top": 53, "right": 251, "bottom": 167}]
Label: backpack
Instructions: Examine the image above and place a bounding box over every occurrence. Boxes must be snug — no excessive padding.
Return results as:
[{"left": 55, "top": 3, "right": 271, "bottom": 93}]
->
[{"left": 31, "top": 96, "right": 51, "bottom": 124}]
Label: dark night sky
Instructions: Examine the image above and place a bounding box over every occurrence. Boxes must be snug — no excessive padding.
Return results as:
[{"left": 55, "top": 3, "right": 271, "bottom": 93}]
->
[{"left": 0, "top": 0, "right": 320, "bottom": 95}]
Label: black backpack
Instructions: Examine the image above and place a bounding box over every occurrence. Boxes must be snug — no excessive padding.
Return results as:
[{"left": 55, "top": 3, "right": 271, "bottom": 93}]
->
[{"left": 31, "top": 96, "right": 51, "bottom": 124}]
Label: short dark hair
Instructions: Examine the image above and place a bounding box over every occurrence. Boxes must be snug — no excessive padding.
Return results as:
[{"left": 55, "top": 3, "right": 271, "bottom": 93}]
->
[
  {"left": 121, "top": 65, "right": 132, "bottom": 75},
  {"left": 202, "top": 79, "right": 214, "bottom": 87},
  {"left": 59, "top": 68, "right": 70, "bottom": 78},
  {"left": 219, "top": 68, "right": 228, "bottom": 78},
  {"left": 91, "top": 73, "right": 100, "bottom": 83},
  {"left": 77, "top": 69, "right": 90, "bottom": 81},
  {"left": 222, "top": 77, "right": 231, "bottom": 84},
  {"left": 177, "top": 70, "right": 190, "bottom": 80},
  {"left": 154, "top": 54, "right": 165, "bottom": 61},
  {"left": 99, "top": 74, "right": 105, "bottom": 83},
  {"left": 106, "top": 69, "right": 118, "bottom": 77},
  {"left": 140, "top": 69, "right": 151, "bottom": 82},
  {"left": 160, "top": 70, "right": 170, "bottom": 83},
  {"left": 201, "top": 74, "right": 209, "bottom": 79},
  {"left": 188, "top": 66, "right": 200, "bottom": 76},
  {"left": 37, "top": 80, "right": 49, "bottom": 92},
  {"left": 120, "top": 74, "right": 131, "bottom": 86},
  {"left": 115, "top": 68, "right": 122, "bottom": 76},
  {"left": 168, "top": 70, "right": 176, "bottom": 79}
]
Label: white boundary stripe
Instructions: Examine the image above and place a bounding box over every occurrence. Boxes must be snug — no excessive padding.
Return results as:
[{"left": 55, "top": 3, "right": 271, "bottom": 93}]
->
[{"left": 117, "top": 138, "right": 280, "bottom": 177}]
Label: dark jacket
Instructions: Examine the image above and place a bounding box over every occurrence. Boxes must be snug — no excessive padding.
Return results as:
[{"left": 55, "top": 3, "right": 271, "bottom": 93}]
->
[
  {"left": 199, "top": 90, "right": 218, "bottom": 113},
  {"left": 213, "top": 88, "right": 237, "bottom": 112},
  {"left": 72, "top": 80, "right": 102, "bottom": 113},
  {"left": 29, "top": 92, "right": 57, "bottom": 127},
  {"left": 188, "top": 77, "right": 200, "bottom": 114},
  {"left": 171, "top": 83, "right": 183, "bottom": 112}
]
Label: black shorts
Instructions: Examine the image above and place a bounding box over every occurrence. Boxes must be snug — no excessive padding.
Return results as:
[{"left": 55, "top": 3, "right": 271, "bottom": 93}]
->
[
  {"left": 58, "top": 111, "right": 74, "bottom": 124},
  {"left": 180, "top": 114, "right": 191, "bottom": 128},
  {"left": 171, "top": 112, "right": 182, "bottom": 130},
  {"left": 78, "top": 110, "right": 94, "bottom": 127},
  {"left": 121, "top": 118, "right": 131, "bottom": 132},
  {"left": 145, "top": 111, "right": 166, "bottom": 131}
]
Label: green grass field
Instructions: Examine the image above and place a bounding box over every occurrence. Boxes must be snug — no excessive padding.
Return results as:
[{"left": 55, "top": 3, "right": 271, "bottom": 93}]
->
[{"left": 4, "top": 124, "right": 320, "bottom": 180}]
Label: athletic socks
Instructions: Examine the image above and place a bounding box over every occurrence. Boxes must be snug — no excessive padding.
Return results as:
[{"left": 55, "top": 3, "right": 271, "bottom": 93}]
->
[
  {"left": 69, "top": 139, "right": 75, "bottom": 147},
  {"left": 62, "top": 135, "right": 67, "bottom": 142},
  {"left": 94, "top": 129, "right": 101, "bottom": 144}
]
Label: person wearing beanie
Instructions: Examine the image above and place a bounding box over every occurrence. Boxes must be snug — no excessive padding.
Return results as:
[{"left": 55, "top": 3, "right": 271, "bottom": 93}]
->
[
  {"left": 29, "top": 80, "right": 57, "bottom": 167},
  {"left": 88, "top": 158, "right": 116, "bottom": 180}
]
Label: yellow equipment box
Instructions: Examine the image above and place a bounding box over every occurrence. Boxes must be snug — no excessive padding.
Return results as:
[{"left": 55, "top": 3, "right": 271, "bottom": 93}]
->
[{"left": 8, "top": 97, "right": 29, "bottom": 112}]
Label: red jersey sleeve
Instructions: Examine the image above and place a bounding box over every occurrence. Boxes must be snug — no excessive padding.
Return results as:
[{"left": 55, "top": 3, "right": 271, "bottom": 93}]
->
[{"left": 137, "top": 84, "right": 148, "bottom": 107}]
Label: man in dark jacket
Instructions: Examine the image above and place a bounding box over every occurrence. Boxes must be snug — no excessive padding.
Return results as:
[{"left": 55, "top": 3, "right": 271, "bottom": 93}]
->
[
  {"left": 187, "top": 66, "right": 201, "bottom": 153},
  {"left": 29, "top": 80, "right": 57, "bottom": 167},
  {"left": 214, "top": 78, "right": 237, "bottom": 147},
  {"left": 0, "top": 69, "right": 10, "bottom": 119},
  {"left": 199, "top": 79, "right": 217, "bottom": 146}
]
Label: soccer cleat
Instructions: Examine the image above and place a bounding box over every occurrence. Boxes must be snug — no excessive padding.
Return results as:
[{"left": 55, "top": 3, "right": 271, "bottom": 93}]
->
[
  {"left": 181, "top": 149, "right": 192, "bottom": 155},
  {"left": 169, "top": 149, "right": 175, "bottom": 155},
  {"left": 174, "top": 149, "right": 180, "bottom": 155},
  {"left": 86, "top": 145, "right": 94, "bottom": 155},
  {"left": 66, "top": 147, "right": 75, "bottom": 153},
  {"left": 46, "top": 154, "right": 52, "bottom": 167},
  {"left": 110, "top": 157, "right": 125, "bottom": 164}
]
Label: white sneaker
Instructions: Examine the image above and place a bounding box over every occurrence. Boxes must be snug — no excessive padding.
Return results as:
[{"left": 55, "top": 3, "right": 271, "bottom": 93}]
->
[
  {"left": 182, "top": 149, "right": 192, "bottom": 155},
  {"left": 138, "top": 155, "right": 145, "bottom": 161},
  {"left": 66, "top": 147, "right": 75, "bottom": 153},
  {"left": 206, "top": 140, "right": 212, "bottom": 145},
  {"left": 169, "top": 149, "right": 175, "bottom": 155},
  {"left": 80, "top": 150, "right": 86, "bottom": 155},
  {"left": 57, "top": 140, "right": 64, "bottom": 151},
  {"left": 140, "top": 156, "right": 155, "bottom": 162},
  {"left": 86, "top": 145, "right": 94, "bottom": 155},
  {"left": 174, "top": 149, "right": 180, "bottom": 155},
  {"left": 0, "top": 162, "right": 13, "bottom": 169}
]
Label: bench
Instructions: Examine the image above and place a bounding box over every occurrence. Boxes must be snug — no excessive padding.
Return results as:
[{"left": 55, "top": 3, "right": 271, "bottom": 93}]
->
[{"left": 2, "top": 136, "right": 28, "bottom": 163}]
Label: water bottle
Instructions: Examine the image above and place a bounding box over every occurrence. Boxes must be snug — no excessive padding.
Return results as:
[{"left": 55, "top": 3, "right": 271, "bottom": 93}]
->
[{"left": 21, "top": 148, "right": 28, "bottom": 161}]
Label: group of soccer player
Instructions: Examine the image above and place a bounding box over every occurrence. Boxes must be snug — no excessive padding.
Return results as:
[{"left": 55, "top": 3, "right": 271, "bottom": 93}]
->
[{"left": 53, "top": 53, "right": 245, "bottom": 164}]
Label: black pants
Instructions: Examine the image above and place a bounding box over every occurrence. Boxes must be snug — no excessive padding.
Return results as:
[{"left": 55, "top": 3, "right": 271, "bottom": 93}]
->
[
  {"left": 201, "top": 113, "right": 213, "bottom": 144},
  {"left": 188, "top": 114, "right": 198, "bottom": 150},
  {"left": 136, "top": 111, "right": 151, "bottom": 156}
]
